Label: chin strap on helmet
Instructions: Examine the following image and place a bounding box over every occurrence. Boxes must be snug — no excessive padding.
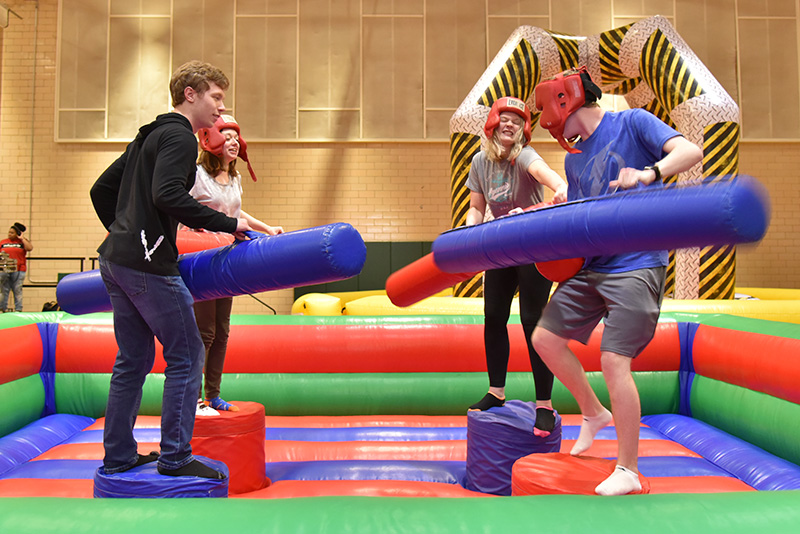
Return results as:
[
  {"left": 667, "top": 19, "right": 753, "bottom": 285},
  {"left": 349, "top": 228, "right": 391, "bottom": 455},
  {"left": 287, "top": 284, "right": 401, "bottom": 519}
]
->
[{"left": 533, "top": 66, "right": 601, "bottom": 154}]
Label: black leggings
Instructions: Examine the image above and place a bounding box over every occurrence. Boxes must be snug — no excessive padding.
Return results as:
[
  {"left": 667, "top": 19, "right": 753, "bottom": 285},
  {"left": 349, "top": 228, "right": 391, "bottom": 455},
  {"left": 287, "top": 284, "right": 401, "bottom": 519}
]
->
[{"left": 483, "top": 264, "right": 554, "bottom": 401}]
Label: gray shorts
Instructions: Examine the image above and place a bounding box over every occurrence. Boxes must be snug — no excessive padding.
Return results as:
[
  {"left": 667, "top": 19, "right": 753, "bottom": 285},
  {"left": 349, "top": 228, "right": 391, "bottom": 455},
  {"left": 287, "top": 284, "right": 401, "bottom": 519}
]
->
[{"left": 538, "top": 267, "right": 666, "bottom": 358}]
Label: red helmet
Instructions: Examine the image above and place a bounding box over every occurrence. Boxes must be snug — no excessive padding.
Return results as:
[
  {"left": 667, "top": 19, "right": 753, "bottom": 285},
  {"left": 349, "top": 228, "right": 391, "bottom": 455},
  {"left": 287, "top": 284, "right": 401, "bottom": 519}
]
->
[
  {"left": 484, "top": 97, "right": 532, "bottom": 145},
  {"left": 533, "top": 66, "right": 602, "bottom": 154},
  {"left": 198, "top": 115, "right": 257, "bottom": 181}
]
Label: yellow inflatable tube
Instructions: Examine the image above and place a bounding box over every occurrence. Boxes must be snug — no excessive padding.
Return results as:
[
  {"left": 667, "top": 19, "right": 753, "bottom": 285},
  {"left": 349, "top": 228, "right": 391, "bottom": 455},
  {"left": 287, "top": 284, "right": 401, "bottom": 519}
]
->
[
  {"left": 291, "top": 290, "right": 387, "bottom": 315},
  {"left": 736, "top": 287, "right": 800, "bottom": 300},
  {"left": 660, "top": 298, "right": 800, "bottom": 323},
  {"left": 310, "top": 290, "right": 800, "bottom": 324},
  {"left": 292, "top": 289, "right": 452, "bottom": 315}
]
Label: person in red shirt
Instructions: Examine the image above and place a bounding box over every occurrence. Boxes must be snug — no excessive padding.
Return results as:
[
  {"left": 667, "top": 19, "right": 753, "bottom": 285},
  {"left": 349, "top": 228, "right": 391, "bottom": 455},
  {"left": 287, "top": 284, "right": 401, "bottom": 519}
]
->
[{"left": 0, "top": 222, "right": 33, "bottom": 312}]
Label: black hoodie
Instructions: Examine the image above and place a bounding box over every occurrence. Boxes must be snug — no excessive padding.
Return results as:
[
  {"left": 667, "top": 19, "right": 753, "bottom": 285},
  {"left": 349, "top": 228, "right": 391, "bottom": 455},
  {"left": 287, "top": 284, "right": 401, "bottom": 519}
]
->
[{"left": 91, "top": 113, "right": 237, "bottom": 276}]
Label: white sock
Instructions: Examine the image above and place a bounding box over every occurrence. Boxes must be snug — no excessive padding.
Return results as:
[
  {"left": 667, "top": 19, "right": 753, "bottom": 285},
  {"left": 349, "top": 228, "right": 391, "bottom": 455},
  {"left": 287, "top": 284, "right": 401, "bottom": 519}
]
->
[
  {"left": 570, "top": 408, "right": 612, "bottom": 456},
  {"left": 595, "top": 465, "right": 641, "bottom": 496}
]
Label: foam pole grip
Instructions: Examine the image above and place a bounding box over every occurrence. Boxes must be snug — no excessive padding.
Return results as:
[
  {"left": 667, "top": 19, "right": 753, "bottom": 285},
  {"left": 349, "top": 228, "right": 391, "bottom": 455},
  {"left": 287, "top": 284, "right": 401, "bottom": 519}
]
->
[
  {"left": 175, "top": 228, "right": 234, "bottom": 254},
  {"left": 432, "top": 176, "right": 770, "bottom": 274},
  {"left": 57, "top": 223, "right": 366, "bottom": 315},
  {"left": 385, "top": 253, "right": 477, "bottom": 307}
]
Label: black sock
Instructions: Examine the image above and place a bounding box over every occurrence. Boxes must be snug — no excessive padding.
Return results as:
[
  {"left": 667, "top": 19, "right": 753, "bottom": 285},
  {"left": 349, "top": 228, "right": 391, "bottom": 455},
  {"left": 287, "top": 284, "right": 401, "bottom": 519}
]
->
[
  {"left": 469, "top": 392, "right": 505, "bottom": 411},
  {"left": 115, "top": 451, "right": 159, "bottom": 473},
  {"left": 158, "top": 459, "right": 226, "bottom": 479},
  {"left": 535, "top": 406, "right": 556, "bottom": 433},
  {"left": 134, "top": 451, "right": 160, "bottom": 467}
]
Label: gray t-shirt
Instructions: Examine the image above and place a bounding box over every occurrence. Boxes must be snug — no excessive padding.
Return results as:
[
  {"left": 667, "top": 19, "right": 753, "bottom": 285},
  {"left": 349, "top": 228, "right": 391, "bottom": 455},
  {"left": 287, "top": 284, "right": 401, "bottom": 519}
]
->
[{"left": 466, "top": 146, "right": 545, "bottom": 218}]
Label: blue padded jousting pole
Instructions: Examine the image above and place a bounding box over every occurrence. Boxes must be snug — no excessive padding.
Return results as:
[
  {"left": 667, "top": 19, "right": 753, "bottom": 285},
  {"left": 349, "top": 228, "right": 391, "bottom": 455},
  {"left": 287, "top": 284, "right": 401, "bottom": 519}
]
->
[
  {"left": 432, "top": 176, "right": 770, "bottom": 274},
  {"left": 57, "top": 223, "right": 366, "bottom": 315}
]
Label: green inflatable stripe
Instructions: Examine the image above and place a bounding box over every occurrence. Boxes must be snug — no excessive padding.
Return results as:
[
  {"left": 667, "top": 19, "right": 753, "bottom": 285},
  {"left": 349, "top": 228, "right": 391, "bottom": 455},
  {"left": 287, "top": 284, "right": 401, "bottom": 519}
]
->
[
  {"left": 0, "top": 375, "right": 45, "bottom": 436},
  {"left": 0, "top": 312, "right": 41, "bottom": 330},
  {"left": 226, "top": 370, "right": 678, "bottom": 416},
  {"left": 13, "top": 311, "right": 798, "bottom": 337},
  {"left": 691, "top": 375, "right": 800, "bottom": 465},
  {"left": 55, "top": 312, "right": 701, "bottom": 328},
  {"left": 52, "top": 371, "right": 677, "bottom": 417},
  {"left": 54, "top": 374, "right": 166, "bottom": 418},
  {"left": 668, "top": 312, "right": 800, "bottom": 339},
  {"left": 2, "top": 492, "right": 800, "bottom": 534}
]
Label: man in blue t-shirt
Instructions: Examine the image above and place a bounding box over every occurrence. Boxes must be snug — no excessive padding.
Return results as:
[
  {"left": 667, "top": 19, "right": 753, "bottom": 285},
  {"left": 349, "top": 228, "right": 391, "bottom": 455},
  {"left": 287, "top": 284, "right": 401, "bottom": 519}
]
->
[{"left": 530, "top": 67, "right": 703, "bottom": 495}]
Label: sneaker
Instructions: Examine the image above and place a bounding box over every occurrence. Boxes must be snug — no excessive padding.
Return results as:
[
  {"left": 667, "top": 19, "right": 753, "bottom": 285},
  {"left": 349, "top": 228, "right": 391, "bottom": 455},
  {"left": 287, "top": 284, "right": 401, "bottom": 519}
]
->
[{"left": 196, "top": 402, "right": 220, "bottom": 416}]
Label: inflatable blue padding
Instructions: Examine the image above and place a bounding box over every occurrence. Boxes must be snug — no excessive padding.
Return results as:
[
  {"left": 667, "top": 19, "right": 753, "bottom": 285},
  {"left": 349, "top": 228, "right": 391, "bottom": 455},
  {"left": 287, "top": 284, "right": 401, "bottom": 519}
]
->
[
  {"left": 264, "top": 460, "right": 466, "bottom": 484},
  {"left": 63, "top": 428, "right": 161, "bottom": 444},
  {"left": 636, "top": 456, "right": 733, "bottom": 477},
  {"left": 36, "top": 322, "right": 58, "bottom": 417},
  {"left": 55, "top": 271, "right": 112, "bottom": 316},
  {"left": 560, "top": 426, "right": 664, "bottom": 440},
  {"left": 263, "top": 427, "right": 467, "bottom": 442},
  {"left": 1, "top": 459, "right": 99, "bottom": 479},
  {"left": 643, "top": 414, "right": 800, "bottom": 490},
  {"left": 0, "top": 414, "right": 94, "bottom": 477},
  {"left": 432, "top": 176, "right": 770, "bottom": 273},
  {"left": 678, "top": 323, "right": 700, "bottom": 417},
  {"left": 93, "top": 456, "right": 228, "bottom": 498},
  {"left": 465, "top": 401, "right": 562, "bottom": 495},
  {"left": 56, "top": 223, "right": 367, "bottom": 314}
]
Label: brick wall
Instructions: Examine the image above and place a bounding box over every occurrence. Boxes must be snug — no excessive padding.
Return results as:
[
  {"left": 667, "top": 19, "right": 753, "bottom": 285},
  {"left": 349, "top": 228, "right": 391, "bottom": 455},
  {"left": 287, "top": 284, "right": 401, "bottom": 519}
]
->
[{"left": 1, "top": 1, "right": 797, "bottom": 315}]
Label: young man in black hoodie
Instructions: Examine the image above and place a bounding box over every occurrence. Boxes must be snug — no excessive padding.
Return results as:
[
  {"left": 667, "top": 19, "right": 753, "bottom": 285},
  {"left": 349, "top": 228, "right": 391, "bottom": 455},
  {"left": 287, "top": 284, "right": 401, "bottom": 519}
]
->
[{"left": 91, "top": 60, "right": 251, "bottom": 480}]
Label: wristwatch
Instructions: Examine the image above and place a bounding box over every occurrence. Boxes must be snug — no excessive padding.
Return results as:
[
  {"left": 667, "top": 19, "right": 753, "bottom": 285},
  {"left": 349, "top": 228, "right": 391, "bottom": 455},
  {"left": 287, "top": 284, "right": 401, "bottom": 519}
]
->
[{"left": 644, "top": 164, "right": 662, "bottom": 181}]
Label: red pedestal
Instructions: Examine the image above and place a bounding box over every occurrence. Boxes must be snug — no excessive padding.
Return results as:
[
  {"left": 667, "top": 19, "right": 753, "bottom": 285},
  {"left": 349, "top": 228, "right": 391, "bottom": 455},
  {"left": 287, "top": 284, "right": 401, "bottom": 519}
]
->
[
  {"left": 191, "top": 401, "right": 269, "bottom": 494},
  {"left": 511, "top": 452, "right": 650, "bottom": 495}
]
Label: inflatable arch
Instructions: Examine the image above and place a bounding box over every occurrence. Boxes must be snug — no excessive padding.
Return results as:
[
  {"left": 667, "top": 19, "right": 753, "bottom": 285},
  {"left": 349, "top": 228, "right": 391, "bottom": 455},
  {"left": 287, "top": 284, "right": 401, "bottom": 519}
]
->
[{"left": 449, "top": 15, "right": 739, "bottom": 300}]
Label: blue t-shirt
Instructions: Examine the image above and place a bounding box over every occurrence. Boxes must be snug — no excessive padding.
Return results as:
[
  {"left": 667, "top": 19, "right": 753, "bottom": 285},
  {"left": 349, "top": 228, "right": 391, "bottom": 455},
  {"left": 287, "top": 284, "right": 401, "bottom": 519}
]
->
[{"left": 565, "top": 108, "right": 681, "bottom": 273}]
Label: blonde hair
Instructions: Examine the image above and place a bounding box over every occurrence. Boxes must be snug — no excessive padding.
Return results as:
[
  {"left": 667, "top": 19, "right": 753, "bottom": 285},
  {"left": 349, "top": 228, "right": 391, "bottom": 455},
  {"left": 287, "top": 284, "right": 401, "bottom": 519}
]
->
[{"left": 485, "top": 128, "right": 525, "bottom": 163}]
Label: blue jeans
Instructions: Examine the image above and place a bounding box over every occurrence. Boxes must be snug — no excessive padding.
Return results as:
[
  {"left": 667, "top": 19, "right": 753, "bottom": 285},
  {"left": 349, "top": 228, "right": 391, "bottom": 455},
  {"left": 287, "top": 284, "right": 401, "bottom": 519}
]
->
[
  {"left": 99, "top": 256, "right": 205, "bottom": 473},
  {"left": 0, "top": 271, "right": 25, "bottom": 311}
]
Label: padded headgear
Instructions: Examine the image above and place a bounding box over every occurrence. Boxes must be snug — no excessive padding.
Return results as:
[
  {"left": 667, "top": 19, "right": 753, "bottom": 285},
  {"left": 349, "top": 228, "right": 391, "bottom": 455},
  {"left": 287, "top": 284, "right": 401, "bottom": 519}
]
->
[
  {"left": 484, "top": 97, "right": 532, "bottom": 145},
  {"left": 198, "top": 115, "right": 257, "bottom": 181},
  {"left": 533, "top": 66, "right": 602, "bottom": 154}
]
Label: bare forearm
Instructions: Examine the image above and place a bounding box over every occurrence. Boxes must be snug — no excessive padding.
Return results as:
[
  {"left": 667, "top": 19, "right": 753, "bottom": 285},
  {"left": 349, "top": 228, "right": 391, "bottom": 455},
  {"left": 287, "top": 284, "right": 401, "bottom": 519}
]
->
[
  {"left": 648, "top": 137, "right": 703, "bottom": 183},
  {"left": 242, "top": 210, "right": 282, "bottom": 235},
  {"left": 466, "top": 206, "right": 484, "bottom": 226},
  {"left": 529, "top": 160, "right": 568, "bottom": 203}
]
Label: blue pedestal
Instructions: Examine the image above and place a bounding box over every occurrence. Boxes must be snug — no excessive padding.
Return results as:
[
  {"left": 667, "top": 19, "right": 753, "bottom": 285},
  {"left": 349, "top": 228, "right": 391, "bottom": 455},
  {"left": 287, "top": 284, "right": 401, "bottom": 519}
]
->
[
  {"left": 93, "top": 456, "right": 229, "bottom": 498},
  {"left": 465, "top": 400, "right": 562, "bottom": 495}
]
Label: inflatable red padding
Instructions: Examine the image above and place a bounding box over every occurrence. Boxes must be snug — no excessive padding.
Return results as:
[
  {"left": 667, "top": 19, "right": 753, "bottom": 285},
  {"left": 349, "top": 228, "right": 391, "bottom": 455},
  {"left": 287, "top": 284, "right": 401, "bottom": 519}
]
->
[
  {"left": 511, "top": 452, "right": 650, "bottom": 495},
  {"left": 191, "top": 401, "right": 269, "bottom": 494},
  {"left": 386, "top": 253, "right": 477, "bottom": 307}
]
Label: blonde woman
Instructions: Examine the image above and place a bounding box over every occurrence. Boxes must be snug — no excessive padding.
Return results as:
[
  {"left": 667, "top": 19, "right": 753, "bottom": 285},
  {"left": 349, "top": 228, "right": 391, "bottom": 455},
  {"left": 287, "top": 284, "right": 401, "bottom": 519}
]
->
[{"left": 465, "top": 97, "right": 567, "bottom": 440}]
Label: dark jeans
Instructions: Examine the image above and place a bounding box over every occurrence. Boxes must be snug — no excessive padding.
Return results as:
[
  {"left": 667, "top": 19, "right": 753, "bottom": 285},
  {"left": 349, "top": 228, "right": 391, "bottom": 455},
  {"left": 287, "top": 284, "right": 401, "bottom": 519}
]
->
[
  {"left": 99, "top": 256, "right": 205, "bottom": 472},
  {"left": 483, "top": 263, "right": 554, "bottom": 401},
  {"left": 194, "top": 297, "right": 233, "bottom": 400}
]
